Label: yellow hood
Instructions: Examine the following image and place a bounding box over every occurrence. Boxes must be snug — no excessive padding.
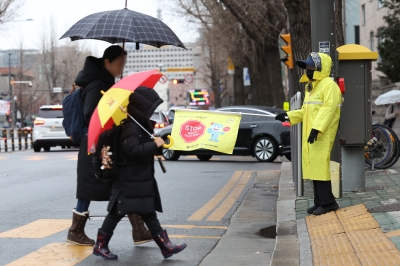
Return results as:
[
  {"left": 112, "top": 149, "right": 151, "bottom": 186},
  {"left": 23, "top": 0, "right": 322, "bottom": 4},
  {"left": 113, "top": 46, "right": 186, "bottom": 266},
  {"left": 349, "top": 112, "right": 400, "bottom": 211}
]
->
[{"left": 299, "top": 52, "right": 332, "bottom": 83}]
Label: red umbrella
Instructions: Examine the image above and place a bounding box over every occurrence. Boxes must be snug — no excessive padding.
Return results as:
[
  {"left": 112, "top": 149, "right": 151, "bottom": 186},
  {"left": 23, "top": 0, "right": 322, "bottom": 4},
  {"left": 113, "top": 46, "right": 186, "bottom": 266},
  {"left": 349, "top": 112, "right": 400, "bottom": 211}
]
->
[{"left": 87, "top": 70, "right": 163, "bottom": 153}]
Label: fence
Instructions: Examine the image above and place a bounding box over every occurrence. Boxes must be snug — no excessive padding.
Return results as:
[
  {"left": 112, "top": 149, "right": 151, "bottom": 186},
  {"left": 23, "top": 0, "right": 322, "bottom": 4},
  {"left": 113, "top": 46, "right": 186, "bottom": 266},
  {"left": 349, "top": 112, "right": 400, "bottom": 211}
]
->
[
  {"left": 0, "top": 128, "right": 33, "bottom": 152},
  {"left": 290, "top": 91, "right": 303, "bottom": 197}
]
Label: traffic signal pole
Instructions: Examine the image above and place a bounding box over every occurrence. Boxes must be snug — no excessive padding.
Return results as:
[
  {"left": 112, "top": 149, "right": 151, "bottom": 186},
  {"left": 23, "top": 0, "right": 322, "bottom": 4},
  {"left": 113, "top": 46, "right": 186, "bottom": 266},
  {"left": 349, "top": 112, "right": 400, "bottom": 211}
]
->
[{"left": 310, "top": 0, "right": 342, "bottom": 197}]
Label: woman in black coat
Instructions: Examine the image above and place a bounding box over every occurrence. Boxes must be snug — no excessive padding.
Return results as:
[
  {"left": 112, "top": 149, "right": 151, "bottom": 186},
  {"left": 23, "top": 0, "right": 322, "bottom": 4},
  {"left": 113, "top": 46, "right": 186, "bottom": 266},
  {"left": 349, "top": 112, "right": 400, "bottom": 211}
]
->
[
  {"left": 93, "top": 87, "right": 187, "bottom": 260},
  {"left": 66, "top": 46, "right": 152, "bottom": 246}
]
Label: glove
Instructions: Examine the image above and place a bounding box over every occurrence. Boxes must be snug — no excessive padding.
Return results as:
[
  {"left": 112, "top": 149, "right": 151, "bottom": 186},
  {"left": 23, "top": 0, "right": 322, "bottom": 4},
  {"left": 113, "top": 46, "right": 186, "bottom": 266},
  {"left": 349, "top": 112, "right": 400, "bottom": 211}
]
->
[
  {"left": 275, "top": 112, "right": 288, "bottom": 122},
  {"left": 308, "top": 129, "right": 319, "bottom": 144}
]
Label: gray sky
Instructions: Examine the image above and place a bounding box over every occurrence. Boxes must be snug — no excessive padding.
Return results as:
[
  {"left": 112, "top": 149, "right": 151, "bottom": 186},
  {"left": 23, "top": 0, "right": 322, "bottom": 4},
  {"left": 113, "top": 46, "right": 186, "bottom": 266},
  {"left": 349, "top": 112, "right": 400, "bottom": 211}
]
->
[{"left": 1, "top": 0, "right": 196, "bottom": 56}]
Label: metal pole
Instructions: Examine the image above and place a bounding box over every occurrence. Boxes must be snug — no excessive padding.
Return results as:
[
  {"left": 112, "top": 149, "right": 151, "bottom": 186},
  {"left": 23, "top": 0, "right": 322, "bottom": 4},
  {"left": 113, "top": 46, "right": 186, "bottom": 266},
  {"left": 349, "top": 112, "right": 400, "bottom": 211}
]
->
[
  {"left": 310, "top": 0, "right": 341, "bottom": 196},
  {"left": 288, "top": 69, "right": 296, "bottom": 99},
  {"left": 8, "top": 53, "right": 15, "bottom": 129}
]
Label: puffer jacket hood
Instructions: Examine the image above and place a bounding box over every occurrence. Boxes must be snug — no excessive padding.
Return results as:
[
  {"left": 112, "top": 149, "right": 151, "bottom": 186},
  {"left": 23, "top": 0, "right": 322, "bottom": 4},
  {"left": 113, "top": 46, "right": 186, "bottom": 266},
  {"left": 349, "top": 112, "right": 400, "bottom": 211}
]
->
[
  {"left": 75, "top": 56, "right": 115, "bottom": 88},
  {"left": 128, "top": 87, "right": 163, "bottom": 134},
  {"left": 299, "top": 52, "right": 332, "bottom": 83}
]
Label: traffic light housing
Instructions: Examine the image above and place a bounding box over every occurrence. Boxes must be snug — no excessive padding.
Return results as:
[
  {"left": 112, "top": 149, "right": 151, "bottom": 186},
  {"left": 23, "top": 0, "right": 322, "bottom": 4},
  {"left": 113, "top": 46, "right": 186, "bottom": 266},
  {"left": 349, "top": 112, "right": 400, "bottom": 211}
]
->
[
  {"left": 172, "top": 79, "right": 184, "bottom": 85},
  {"left": 280, "top": 34, "right": 293, "bottom": 69}
]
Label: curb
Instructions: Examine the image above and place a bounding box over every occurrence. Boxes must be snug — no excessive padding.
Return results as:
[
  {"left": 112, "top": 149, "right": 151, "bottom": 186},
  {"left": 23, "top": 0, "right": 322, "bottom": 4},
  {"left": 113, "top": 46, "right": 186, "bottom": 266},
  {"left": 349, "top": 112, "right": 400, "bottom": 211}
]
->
[{"left": 270, "top": 162, "right": 300, "bottom": 266}]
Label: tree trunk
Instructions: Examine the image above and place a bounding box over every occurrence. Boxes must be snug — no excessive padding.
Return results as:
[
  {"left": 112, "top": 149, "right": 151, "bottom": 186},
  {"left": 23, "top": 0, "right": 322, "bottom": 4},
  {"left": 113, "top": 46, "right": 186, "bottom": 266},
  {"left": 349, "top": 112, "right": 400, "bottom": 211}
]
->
[
  {"left": 250, "top": 43, "right": 285, "bottom": 107},
  {"left": 335, "top": 0, "right": 345, "bottom": 47},
  {"left": 284, "top": 0, "right": 312, "bottom": 95},
  {"left": 233, "top": 65, "right": 245, "bottom": 105}
]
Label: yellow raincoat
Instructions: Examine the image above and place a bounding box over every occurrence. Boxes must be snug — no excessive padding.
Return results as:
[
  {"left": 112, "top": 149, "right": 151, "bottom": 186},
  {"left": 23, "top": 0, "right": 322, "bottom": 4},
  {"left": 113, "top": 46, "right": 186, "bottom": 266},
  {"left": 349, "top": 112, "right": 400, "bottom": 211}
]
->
[{"left": 287, "top": 53, "right": 342, "bottom": 181}]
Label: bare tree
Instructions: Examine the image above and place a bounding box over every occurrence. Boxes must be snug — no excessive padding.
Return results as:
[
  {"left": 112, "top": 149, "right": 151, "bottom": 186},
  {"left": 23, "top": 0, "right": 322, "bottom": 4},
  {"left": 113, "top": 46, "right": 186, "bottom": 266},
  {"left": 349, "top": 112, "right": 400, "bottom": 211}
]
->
[
  {"left": 39, "top": 19, "right": 90, "bottom": 104},
  {"left": 174, "top": 0, "right": 287, "bottom": 107},
  {"left": 0, "top": 0, "right": 24, "bottom": 28}
]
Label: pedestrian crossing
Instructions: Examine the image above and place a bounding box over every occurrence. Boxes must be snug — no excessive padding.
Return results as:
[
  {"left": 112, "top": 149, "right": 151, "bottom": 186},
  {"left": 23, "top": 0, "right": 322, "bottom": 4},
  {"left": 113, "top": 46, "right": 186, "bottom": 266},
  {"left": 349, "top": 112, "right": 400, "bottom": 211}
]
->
[{"left": 1, "top": 218, "right": 227, "bottom": 266}]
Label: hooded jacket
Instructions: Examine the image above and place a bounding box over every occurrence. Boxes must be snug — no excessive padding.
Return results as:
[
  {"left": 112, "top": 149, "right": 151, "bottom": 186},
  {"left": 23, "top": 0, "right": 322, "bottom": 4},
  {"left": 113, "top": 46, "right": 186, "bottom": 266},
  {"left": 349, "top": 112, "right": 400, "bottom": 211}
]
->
[
  {"left": 287, "top": 53, "right": 342, "bottom": 181},
  {"left": 107, "top": 87, "right": 164, "bottom": 215},
  {"left": 76, "top": 56, "right": 115, "bottom": 201}
]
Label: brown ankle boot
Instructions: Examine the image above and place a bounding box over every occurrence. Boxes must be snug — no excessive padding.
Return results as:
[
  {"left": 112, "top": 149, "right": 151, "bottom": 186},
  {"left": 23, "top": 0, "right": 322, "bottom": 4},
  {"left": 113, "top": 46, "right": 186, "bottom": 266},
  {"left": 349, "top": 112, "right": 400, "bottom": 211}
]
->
[
  {"left": 127, "top": 214, "right": 153, "bottom": 245},
  {"left": 66, "top": 209, "right": 95, "bottom": 246}
]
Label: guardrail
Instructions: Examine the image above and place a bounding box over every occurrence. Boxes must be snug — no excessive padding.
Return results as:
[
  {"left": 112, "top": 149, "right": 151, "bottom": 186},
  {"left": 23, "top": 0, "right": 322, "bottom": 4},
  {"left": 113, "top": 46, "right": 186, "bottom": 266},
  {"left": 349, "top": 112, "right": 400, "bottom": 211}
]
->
[
  {"left": 290, "top": 91, "right": 303, "bottom": 197},
  {"left": 0, "top": 128, "right": 33, "bottom": 152}
]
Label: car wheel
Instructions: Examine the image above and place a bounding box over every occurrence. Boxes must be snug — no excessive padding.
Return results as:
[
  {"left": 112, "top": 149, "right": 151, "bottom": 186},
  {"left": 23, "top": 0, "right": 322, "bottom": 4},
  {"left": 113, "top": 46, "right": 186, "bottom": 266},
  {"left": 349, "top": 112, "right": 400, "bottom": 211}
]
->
[
  {"left": 43, "top": 146, "right": 51, "bottom": 152},
  {"left": 253, "top": 137, "right": 278, "bottom": 162},
  {"left": 162, "top": 148, "right": 180, "bottom": 161},
  {"left": 67, "top": 146, "right": 71, "bottom": 149},
  {"left": 61, "top": 146, "right": 66, "bottom": 149},
  {"left": 197, "top": 155, "right": 213, "bottom": 161},
  {"left": 284, "top": 153, "right": 291, "bottom": 161},
  {"left": 33, "top": 145, "right": 41, "bottom": 152}
]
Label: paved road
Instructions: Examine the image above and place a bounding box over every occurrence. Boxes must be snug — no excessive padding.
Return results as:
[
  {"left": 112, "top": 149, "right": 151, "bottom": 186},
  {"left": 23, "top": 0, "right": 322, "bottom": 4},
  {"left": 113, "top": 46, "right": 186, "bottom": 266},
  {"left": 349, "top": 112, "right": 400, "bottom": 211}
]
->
[{"left": 0, "top": 148, "right": 281, "bottom": 266}]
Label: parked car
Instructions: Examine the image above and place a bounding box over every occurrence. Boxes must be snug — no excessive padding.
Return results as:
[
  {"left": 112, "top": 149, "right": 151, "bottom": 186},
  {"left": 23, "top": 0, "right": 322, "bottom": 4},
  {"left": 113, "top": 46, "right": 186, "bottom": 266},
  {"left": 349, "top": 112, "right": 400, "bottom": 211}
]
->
[
  {"left": 152, "top": 110, "right": 170, "bottom": 135},
  {"left": 155, "top": 105, "right": 291, "bottom": 162},
  {"left": 166, "top": 106, "right": 202, "bottom": 124},
  {"left": 32, "top": 105, "right": 75, "bottom": 152}
]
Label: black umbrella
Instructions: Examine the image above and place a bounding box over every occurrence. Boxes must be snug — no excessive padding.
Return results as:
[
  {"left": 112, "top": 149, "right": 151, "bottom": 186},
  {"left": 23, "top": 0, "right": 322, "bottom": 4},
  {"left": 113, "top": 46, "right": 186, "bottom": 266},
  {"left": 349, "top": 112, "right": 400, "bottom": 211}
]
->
[{"left": 60, "top": 5, "right": 185, "bottom": 49}]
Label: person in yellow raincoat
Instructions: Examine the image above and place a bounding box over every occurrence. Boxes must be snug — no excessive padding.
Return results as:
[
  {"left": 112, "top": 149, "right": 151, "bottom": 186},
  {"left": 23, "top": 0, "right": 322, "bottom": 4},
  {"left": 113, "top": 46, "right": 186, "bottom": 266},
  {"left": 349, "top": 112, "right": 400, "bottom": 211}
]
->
[{"left": 276, "top": 52, "right": 342, "bottom": 215}]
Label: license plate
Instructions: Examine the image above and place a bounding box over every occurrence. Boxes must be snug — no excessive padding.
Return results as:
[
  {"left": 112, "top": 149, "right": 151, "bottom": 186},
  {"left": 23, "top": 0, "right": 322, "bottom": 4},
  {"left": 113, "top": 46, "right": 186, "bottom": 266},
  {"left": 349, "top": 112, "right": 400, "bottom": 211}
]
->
[{"left": 50, "top": 127, "right": 64, "bottom": 131}]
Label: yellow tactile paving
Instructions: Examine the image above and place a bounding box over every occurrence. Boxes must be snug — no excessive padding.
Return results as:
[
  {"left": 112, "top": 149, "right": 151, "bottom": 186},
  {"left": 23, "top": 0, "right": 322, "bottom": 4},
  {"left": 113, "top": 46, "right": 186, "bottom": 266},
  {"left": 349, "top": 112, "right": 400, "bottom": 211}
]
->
[
  {"left": 306, "top": 204, "right": 400, "bottom": 266},
  {"left": 6, "top": 242, "right": 92, "bottom": 266},
  {"left": 386, "top": 229, "right": 400, "bottom": 238},
  {"left": 0, "top": 219, "right": 71, "bottom": 238}
]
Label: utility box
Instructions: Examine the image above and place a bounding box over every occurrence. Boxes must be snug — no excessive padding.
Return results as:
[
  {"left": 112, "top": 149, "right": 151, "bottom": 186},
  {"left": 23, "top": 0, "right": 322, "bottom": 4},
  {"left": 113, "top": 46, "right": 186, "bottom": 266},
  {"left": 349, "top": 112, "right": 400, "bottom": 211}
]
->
[
  {"left": 337, "top": 44, "right": 378, "bottom": 146},
  {"left": 337, "top": 44, "right": 378, "bottom": 192}
]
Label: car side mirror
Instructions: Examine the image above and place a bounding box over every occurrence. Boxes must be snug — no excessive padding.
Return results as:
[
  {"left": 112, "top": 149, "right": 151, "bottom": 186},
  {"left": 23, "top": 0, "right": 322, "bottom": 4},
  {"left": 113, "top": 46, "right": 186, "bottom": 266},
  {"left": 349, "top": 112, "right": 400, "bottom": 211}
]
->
[{"left": 169, "top": 118, "right": 174, "bottom": 124}]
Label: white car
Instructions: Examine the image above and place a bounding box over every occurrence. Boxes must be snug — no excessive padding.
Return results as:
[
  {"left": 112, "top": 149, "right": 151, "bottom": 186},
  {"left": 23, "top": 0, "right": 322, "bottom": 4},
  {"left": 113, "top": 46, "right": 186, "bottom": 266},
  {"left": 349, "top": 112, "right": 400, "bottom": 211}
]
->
[{"left": 32, "top": 105, "right": 74, "bottom": 152}]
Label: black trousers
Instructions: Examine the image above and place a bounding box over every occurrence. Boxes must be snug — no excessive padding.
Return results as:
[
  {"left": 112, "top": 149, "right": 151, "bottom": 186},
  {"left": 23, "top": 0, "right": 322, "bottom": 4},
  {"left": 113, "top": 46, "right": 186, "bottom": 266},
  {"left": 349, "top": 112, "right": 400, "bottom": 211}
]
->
[
  {"left": 313, "top": 180, "right": 336, "bottom": 206},
  {"left": 101, "top": 211, "right": 163, "bottom": 238}
]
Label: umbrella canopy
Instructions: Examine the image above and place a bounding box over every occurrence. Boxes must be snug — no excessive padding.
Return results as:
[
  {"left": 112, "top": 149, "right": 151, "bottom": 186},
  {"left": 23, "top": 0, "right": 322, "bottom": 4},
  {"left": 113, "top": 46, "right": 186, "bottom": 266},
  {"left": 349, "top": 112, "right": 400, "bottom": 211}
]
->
[
  {"left": 87, "top": 70, "right": 162, "bottom": 153},
  {"left": 375, "top": 90, "right": 400, "bottom": 105},
  {"left": 60, "top": 8, "right": 185, "bottom": 49}
]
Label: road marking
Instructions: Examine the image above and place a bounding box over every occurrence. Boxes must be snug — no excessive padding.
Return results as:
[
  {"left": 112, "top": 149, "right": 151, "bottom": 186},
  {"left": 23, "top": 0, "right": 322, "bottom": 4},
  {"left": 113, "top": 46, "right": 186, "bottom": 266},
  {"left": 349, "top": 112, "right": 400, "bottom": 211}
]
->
[
  {"left": 6, "top": 242, "right": 92, "bottom": 266},
  {"left": 0, "top": 219, "right": 71, "bottom": 239},
  {"left": 64, "top": 155, "right": 78, "bottom": 161},
  {"left": 169, "top": 235, "right": 221, "bottom": 239},
  {"left": 22, "top": 156, "right": 48, "bottom": 161},
  {"left": 163, "top": 225, "right": 228, "bottom": 230},
  {"left": 187, "top": 171, "right": 243, "bottom": 221},
  {"left": 206, "top": 171, "right": 253, "bottom": 221},
  {"left": 0, "top": 156, "right": 7, "bottom": 160}
]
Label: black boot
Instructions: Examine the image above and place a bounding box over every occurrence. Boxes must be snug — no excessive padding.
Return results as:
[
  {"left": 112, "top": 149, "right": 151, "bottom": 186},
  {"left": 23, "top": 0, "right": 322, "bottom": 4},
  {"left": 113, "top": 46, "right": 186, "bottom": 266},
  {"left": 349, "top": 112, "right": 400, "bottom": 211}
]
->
[
  {"left": 93, "top": 229, "right": 118, "bottom": 260},
  {"left": 313, "top": 202, "right": 339, "bottom": 215},
  {"left": 153, "top": 230, "right": 187, "bottom": 259},
  {"left": 307, "top": 205, "right": 319, "bottom": 214}
]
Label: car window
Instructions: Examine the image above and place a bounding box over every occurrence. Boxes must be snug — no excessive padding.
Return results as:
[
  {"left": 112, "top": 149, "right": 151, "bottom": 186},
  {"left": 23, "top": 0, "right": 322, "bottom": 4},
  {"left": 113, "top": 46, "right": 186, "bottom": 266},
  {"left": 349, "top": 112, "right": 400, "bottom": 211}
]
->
[
  {"left": 253, "top": 110, "right": 272, "bottom": 121},
  {"left": 235, "top": 109, "right": 255, "bottom": 122},
  {"left": 37, "top": 109, "right": 63, "bottom": 118},
  {"left": 151, "top": 112, "right": 160, "bottom": 121}
]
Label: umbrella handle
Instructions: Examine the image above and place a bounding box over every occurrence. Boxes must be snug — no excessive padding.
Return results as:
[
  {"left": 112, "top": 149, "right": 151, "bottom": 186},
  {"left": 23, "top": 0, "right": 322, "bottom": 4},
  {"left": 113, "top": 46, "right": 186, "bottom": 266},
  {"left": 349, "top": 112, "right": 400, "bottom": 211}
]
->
[{"left": 163, "top": 135, "right": 174, "bottom": 149}]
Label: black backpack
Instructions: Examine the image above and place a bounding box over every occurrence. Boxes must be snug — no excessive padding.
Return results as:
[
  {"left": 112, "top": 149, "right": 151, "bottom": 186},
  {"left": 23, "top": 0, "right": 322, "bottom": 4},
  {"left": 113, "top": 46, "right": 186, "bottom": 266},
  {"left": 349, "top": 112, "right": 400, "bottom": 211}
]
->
[
  {"left": 93, "top": 121, "right": 127, "bottom": 180},
  {"left": 62, "top": 88, "right": 85, "bottom": 144}
]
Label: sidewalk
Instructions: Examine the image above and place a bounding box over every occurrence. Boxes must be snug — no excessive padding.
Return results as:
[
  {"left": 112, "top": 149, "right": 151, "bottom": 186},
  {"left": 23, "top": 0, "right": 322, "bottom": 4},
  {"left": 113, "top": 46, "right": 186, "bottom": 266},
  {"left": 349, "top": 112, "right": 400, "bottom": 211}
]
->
[{"left": 271, "top": 162, "right": 400, "bottom": 266}]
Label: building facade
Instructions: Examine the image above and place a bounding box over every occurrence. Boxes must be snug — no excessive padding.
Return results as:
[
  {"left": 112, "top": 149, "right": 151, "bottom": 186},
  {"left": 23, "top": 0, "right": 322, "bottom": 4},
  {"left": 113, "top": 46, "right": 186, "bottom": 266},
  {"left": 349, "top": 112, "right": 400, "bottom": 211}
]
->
[
  {"left": 343, "top": 0, "right": 361, "bottom": 44},
  {"left": 360, "top": 0, "right": 387, "bottom": 80}
]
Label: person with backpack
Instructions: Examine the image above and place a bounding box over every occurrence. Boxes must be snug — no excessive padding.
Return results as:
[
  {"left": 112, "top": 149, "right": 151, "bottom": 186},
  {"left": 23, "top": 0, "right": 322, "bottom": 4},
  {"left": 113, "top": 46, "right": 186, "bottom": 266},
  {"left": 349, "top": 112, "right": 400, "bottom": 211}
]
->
[
  {"left": 92, "top": 87, "right": 187, "bottom": 260},
  {"left": 66, "top": 45, "right": 153, "bottom": 246}
]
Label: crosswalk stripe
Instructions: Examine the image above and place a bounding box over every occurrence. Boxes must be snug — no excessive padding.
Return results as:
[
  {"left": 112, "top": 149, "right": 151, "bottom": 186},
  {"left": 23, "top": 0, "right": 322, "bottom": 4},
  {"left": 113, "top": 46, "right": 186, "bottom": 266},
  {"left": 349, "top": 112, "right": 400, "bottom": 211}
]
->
[
  {"left": 0, "top": 219, "right": 71, "bottom": 239},
  {"left": 23, "top": 156, "right": 48, "bottom": 161},
  {"left": 6, "top": 243, "right": 92, "bottom": 266}
]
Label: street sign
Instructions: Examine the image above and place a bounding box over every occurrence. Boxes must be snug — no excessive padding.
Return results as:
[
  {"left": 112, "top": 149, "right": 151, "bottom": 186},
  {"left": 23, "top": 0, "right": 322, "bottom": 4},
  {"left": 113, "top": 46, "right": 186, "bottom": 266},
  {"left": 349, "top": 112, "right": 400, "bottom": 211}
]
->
[
  {"left": 53, "top": 87, "right": 62, "bottom": 93},
  {"left": 166, "top": 67, "right": 195, "bottom": 72},
  {"left": 184, "top": 74, "right": 194, "bottom": 84},
  {"left": 319, "top": 41, "right": 330, "bottom": 55},
  {"left": 159, "top": 75, "right": 168, "bottom": 84},
  {"left": 243, "top": 68, "right": 251, "bottom": 86},
  {"left": 228, "top": 57, "right": 235, "bottom": 74}
]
